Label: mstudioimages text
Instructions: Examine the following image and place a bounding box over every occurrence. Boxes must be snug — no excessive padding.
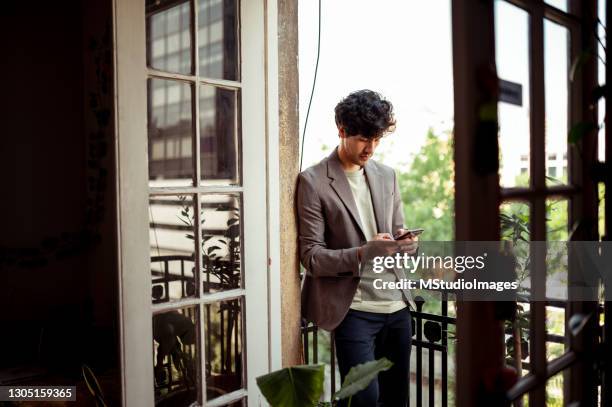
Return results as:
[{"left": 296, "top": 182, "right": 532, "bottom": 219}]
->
[
  {"left": 372, "top": 252, "right": 488, "bottom": 274},
  {"left": 373, "top": 278, "right": 519, "bottom": 292}
]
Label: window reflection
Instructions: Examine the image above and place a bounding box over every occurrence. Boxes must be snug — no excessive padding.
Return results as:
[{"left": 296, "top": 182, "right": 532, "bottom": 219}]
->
[
  {"left": 150, "top": 195, "right": 197, "bottom": 303},
  {"left": 146, "top": 0, "right": 192, "bottom": 75},
  {"left": 201, "top": 194, "right": 242, "bottom": 293},
  {"left": 205, "top": 299, "right": 244, "bottom": 402},
  {"left": 153, "top": 307, "right": 199, "bottom": 406},
  {"left": 198, "top": 0, "right": 239, "bottom": 81},
  {"left": 200, "top": 85, "right": 240, "bottom": 184},
  {"left": 148, "top": 79, "right": 194, "bottom": 186}
]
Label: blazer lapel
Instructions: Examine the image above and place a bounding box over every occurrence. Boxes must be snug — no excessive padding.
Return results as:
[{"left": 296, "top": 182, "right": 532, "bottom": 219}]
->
[
  {"left": 364, "top": 161, "right": 386, "bottom": 234},
  {"left": 327, "top": 149, "right": 366, "bottom": 239}
]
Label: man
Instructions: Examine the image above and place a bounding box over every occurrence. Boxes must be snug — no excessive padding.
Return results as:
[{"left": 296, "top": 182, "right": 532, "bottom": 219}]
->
[{"left": 297, "top": 89, "right": 416, "bottom": 407}]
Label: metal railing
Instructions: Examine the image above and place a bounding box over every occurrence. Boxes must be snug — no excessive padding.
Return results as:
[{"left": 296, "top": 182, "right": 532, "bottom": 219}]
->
[
  {"left": 302, "top": 293, "right": 456, "bottom": 407},
  {"left": 301, "top": 294, "right": 591, "bottom": 407},
  {"left": 505, "top": 303, "right": 602, "bottom": 404},
  {"left": 151, "top": 255, "right": 195, "bottom": 303},
  {"left": 151, "top": 255, "right": 242, "bottom": 403}
]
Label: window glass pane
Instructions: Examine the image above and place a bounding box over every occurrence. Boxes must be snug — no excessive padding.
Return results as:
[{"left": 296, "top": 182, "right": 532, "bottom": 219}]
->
[
  {"left": 153, "top": 307, "right": 200, "bottom": 405},
  {"left": 546, "top": 199, "right": 569, "bottom": 241},
  {"left": 146, "top": 0, "right": 193, "bottom": 75},
  {"left": 205, "top": 298, "right": 244, "bottom": 402},
  {"left": 500, "top": 201, "right": 531, "bottom": 243},
  {"left": 150, "top": 195, "right": 197, "bottom": 303},
  {"left": 544, "top": 0, "right": 568, "bottom": 12},
  {"left": 546, "top": 199, "right": 568, "bottom": 302},
  {"left": 546, "top": 305, "right": 566, "bottom": 362},
  {"left": 506, "top": 301, "right": 530, "bottom": 378},
  {"left": 500, "top": 201, "right": 531, "bottom": 293},
  {"left": 500, "top": 201, "right": 531, "bottom": 379},
  {"left": 546, "top": 242, "right": 568, "bottom": 301},
  {"left": 199, "top": 85, "right": 240, "bottom": 185},
  {"left": 544, "top": 20, "right": 569, "bottom": 186},
  {"left": 547, "top": 371, "right": 565, "bottom": 405},
  {"left": 148, "top": 79, "right": 194, "bottom": 187},
  {"left": 201, "top": 194, "right": 242, "bottom": 293},
  {"left": 495, "top": 1, "right": 531, "bottom": 188},
  {"left": 198, "top": 0, "right": 240, "bottom": 81}
]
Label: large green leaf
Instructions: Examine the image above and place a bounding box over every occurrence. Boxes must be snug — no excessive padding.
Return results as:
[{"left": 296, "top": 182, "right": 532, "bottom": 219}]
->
[
  {"left": 333, "top": 358, "right": 393, "bottom": 401},
  {"left": 256, "top": 364, "right": 325, "bottom": 407}
]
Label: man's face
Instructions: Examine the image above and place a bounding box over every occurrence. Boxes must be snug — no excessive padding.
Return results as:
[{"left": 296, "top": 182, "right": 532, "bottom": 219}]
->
[{"left": 339, "top": 128, "right": 382, "bottom": 167}]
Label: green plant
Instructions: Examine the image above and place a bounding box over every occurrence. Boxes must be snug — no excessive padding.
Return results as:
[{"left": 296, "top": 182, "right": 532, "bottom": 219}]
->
[
  {"left": 500, "top": 198, "right": 569, "bottom": 387},
  {"left": 500, "top": 202, "right": 531, "bottom": 377},
  {"left": 256, "top": 358, "right": 393, "bottom": 407},
  {"left": 178, "top": 195, "right": 241, "bottom": 291},
  {"left": 397, "top": 129, "right": 454, "bottom": 241}
]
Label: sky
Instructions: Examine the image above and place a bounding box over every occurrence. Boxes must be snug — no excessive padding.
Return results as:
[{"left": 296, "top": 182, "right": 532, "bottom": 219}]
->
[
  {"left": 298, "top": 0, "right": 454, "bottom": 171},
  {"left": 298, "top": 0, "right": 606, "bottom": 183}
]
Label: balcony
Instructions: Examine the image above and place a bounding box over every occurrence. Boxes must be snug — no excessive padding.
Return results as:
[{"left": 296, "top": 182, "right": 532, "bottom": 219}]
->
[{"left": 301, "top": 292, "right": 581, "bottom": 406}]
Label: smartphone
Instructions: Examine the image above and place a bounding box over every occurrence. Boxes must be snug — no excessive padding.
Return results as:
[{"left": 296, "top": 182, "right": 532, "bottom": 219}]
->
[{"left": 394, "top": 228, "right": 424, "bottom": 240}]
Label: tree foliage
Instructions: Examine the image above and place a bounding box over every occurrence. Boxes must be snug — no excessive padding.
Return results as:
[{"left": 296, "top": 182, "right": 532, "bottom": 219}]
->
[{"left": 397, "top": 129, "right": 454, "bottom": 241}]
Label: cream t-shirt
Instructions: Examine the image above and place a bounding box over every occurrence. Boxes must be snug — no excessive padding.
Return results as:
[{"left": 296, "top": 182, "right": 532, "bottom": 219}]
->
[{"left": 345, "top": 168, "right": 406, "bottom": 314}]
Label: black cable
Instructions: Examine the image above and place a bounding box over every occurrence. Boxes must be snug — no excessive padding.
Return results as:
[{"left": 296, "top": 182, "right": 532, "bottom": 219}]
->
[{"left": 299, "top": 0, "right": 322, "bottom": 172}]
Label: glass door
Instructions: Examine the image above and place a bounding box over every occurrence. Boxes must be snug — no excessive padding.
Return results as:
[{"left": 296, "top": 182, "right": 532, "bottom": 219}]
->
[
  {"left": 113, "top": 0, "right": 273, "bottom": 403},
  {"left": 143, "top": 0, "right": 268, "bottom": 405}
]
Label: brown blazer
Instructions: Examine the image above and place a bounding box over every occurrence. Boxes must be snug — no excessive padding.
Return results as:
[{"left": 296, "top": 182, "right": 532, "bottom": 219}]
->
[{"left": 297, "top": 148, "right": 414, "bottom": 331}]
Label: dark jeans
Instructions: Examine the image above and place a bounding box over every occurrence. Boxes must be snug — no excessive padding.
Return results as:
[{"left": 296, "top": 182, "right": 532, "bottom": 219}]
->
[{"left": 334, "top": 307, "right": 412, "bottom": 407}]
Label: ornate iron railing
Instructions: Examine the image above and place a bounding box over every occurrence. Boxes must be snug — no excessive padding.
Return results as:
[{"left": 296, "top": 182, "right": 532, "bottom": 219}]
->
[
  {"left": 301, "top": 294, "right": 582, "bottom": 407},
  {"left": 302, "top": 293, "right": 456, "bottom": 406}
]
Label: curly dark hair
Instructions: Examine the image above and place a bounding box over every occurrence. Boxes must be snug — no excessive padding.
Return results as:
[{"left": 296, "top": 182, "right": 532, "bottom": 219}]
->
[{"left": 334, "top": 90, "right": 396, "bottom": 139}]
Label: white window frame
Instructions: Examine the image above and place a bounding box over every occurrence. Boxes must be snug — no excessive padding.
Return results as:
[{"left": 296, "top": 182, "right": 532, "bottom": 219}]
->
[{"left": 112, "top": 0, "right": 281, "bottom": 404}]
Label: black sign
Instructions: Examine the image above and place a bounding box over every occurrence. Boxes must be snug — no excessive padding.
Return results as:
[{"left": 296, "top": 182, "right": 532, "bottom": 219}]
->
[{"left": 499, "top": 79, "right": 523, "bottom": 106}]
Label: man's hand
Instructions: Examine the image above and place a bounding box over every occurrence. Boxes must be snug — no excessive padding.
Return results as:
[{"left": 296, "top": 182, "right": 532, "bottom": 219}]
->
[
  {"left": 394, "top": 229, "right": 419, "bottom": 255},
  {"left": 358, "top": 233, "right": 395, "bottom": 260},
  {"left": 373, "top": 233, "right": 394, "bottom": 241}
]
